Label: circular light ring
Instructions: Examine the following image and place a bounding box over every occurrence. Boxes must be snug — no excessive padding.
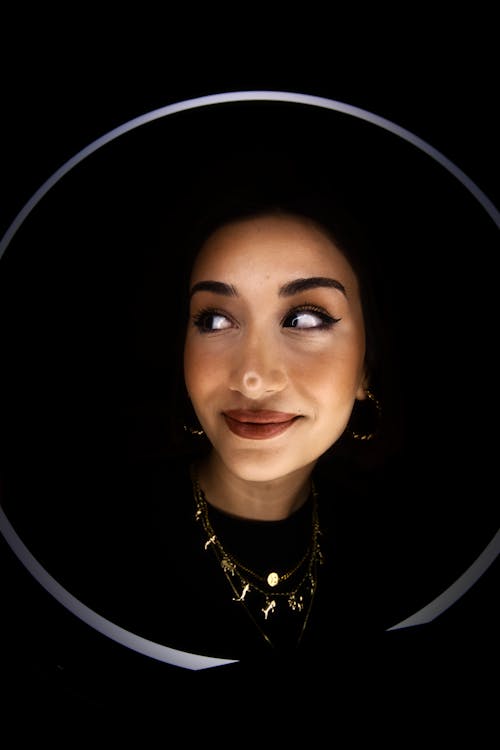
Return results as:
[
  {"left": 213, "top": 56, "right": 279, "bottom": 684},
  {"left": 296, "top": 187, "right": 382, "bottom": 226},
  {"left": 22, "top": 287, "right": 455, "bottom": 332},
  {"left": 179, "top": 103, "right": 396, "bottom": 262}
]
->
[
  {"left": 0, "top": 505, "right": 237, "bottom": 670},
  {"left": 0, "top": 90, "right": 499, "bottom": 670}
]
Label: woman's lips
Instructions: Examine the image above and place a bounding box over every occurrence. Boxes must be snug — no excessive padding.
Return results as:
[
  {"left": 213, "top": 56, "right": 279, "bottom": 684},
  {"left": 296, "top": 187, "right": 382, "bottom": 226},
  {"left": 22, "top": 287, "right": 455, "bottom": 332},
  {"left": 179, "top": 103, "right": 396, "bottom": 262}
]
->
[{"left": 223, "top": 410, "right": 301, "bottom": 440}]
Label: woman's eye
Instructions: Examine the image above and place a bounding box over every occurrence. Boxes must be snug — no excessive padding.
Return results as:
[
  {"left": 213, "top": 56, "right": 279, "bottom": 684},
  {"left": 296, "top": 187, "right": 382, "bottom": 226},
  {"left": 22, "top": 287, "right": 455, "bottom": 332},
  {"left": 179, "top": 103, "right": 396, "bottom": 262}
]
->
[
  {"left": 192, "top": 305, "right": 339, "bottom": 332},
  {"left": 193, "top": 310, "right": 233, "bottom": 332},
  {"left": 283, "top": 307, "right": 340, "bottom": 330}
]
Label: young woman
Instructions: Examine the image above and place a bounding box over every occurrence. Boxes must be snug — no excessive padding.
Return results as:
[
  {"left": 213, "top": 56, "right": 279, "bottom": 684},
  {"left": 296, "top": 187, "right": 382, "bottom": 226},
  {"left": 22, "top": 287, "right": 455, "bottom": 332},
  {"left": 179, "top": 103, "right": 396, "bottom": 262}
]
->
[
  {"left": 183, "top": 208, "right": 370, "bottom": 649},
  {"left": 117, "top": 183, "right": 408, "bottom": 671}
]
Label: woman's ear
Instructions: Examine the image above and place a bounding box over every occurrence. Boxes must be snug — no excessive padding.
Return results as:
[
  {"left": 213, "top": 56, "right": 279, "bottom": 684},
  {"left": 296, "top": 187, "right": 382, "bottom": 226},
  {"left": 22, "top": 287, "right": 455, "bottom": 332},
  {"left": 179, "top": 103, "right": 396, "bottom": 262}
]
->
[{"left": 355, "top": 370, "right": 369, "bottom": 401}]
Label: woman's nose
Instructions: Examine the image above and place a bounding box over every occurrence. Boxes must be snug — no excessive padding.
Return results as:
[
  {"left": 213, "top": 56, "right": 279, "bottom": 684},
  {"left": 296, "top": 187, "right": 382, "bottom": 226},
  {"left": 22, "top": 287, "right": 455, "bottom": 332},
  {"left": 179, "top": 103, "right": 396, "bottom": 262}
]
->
[{"left": 229, "top": 334, "right": 288, "bottom": 399}]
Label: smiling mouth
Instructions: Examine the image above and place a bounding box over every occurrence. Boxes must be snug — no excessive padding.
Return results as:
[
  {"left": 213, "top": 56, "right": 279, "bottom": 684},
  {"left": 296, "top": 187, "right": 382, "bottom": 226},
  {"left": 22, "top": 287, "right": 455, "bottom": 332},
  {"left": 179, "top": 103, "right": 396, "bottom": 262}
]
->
[{"left": 223, "top": 410, "right": 302, "bottom": 440}]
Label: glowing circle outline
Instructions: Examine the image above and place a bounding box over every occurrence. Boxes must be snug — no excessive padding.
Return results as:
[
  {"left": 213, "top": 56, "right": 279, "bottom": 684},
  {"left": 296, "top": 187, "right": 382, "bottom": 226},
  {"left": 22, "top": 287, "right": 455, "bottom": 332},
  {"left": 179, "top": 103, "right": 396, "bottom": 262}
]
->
[{"left": 0, "top": 90, "right": 499, "bottom": 671}]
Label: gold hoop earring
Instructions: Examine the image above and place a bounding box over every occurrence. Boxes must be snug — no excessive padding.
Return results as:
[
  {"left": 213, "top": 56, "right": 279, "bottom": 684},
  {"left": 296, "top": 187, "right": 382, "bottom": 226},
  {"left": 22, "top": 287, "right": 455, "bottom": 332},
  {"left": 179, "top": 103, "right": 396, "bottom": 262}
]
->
[{"left": 349, "top": 388, "right": 382, "bottom": 441}]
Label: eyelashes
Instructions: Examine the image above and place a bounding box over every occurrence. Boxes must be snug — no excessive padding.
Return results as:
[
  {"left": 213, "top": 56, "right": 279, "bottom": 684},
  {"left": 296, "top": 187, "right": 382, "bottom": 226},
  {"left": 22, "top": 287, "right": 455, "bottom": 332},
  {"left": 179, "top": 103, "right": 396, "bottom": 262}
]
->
[
  {"left": 192, "top": 307, "right": 234, "bottom": 332},
  {"left": 192, "top": 304, "right": 341, "bottom": 333},
  {"left": 282, "top": 304, "right": 341, "bottom": 330}
]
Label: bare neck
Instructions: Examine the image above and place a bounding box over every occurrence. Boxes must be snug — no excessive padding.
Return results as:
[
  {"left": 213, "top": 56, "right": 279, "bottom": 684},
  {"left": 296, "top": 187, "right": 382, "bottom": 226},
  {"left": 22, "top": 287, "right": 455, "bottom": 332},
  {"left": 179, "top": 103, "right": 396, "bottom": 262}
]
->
[{"left": 195, "top": 451, "right": 316, "bottom": 521}]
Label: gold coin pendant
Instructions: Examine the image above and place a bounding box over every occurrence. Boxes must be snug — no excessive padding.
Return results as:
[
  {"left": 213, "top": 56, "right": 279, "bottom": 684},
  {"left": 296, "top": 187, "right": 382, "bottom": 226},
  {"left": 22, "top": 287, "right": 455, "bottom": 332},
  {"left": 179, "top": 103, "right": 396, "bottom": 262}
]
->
[{"left": 267, "top": 571, "right": 279, "bottom": 587}]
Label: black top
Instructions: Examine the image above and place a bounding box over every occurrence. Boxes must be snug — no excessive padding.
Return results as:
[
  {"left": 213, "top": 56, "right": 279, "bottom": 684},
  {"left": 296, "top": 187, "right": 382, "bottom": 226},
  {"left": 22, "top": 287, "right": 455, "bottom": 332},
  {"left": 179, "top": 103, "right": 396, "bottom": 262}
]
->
[
  {"left": 2, "top": 448, "right": 498, "bottom": 712},
  {"left": 24, "top": 453, "right": 437, "bottom": 664}
]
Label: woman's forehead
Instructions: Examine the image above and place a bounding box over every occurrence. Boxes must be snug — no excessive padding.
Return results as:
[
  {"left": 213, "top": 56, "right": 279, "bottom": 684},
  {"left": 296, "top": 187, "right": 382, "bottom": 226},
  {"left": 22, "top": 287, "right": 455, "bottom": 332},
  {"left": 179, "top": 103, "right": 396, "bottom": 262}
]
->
[{"left": 190, "top": 213, "right": 357, "bottom": 281}]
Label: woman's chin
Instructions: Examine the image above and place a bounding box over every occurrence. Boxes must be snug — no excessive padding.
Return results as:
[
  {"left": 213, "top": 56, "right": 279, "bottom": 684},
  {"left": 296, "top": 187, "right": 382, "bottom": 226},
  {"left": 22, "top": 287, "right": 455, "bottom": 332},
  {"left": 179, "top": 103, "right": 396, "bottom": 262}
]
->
[{"left": 216, "top": 449, "right": 315, "bottom": 485}]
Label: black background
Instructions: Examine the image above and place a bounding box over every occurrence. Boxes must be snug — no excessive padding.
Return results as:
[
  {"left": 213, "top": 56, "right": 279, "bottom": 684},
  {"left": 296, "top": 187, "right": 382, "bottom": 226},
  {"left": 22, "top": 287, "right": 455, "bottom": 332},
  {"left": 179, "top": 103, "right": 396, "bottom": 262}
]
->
[{"left": 0, "top": 26, "right": 498, "bottom": 738}]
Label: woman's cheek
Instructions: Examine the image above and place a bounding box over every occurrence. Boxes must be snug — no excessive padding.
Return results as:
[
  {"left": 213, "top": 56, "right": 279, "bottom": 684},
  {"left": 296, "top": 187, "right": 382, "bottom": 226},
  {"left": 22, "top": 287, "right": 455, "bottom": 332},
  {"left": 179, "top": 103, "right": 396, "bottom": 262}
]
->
[{"left": 194, "top": 348, "right": 229, "bottom": 395}]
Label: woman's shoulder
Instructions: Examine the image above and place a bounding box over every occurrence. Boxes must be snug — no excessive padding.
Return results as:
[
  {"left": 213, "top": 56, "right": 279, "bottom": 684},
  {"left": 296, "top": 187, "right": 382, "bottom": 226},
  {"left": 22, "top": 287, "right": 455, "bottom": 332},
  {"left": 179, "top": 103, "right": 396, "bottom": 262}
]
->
[{"left": 312, "top": 455, "right": 433, "bottom": 628}]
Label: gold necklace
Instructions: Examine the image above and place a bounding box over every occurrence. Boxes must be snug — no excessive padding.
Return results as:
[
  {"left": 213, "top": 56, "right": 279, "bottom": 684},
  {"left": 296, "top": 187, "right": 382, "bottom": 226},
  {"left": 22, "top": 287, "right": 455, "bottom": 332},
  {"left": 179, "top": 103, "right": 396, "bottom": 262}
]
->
[{"left": 190, "top": 467, "right": 323, "bottom": 648}]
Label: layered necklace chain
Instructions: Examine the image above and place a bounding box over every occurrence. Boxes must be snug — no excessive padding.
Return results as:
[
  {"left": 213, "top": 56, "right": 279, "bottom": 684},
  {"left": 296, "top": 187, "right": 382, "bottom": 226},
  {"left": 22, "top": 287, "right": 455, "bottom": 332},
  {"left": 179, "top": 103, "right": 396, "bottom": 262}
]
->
[{"left": 190, "top": 467, "right": 323, "bottom": 648}]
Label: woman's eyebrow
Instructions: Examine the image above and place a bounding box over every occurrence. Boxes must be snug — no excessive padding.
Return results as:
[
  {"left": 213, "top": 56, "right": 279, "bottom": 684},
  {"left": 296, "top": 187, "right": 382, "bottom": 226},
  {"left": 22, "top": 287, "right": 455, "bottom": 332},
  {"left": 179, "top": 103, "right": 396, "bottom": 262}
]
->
[
  {"left": 189, "top": 276, "right": 347, "bottom": 299},
  {"left": 190, "top": 280, "right": 238, "bottom": 298},
  {"left": 279, "top": 277, "right": 346, "bottom": 297}
]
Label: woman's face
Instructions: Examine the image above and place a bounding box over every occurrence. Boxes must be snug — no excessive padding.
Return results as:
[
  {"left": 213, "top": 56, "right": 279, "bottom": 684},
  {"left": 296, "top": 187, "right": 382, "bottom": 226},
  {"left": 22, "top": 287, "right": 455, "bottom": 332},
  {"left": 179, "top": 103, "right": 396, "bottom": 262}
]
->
[{"left": 184, "top": 213, "right": 367, "bottom": 483}]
